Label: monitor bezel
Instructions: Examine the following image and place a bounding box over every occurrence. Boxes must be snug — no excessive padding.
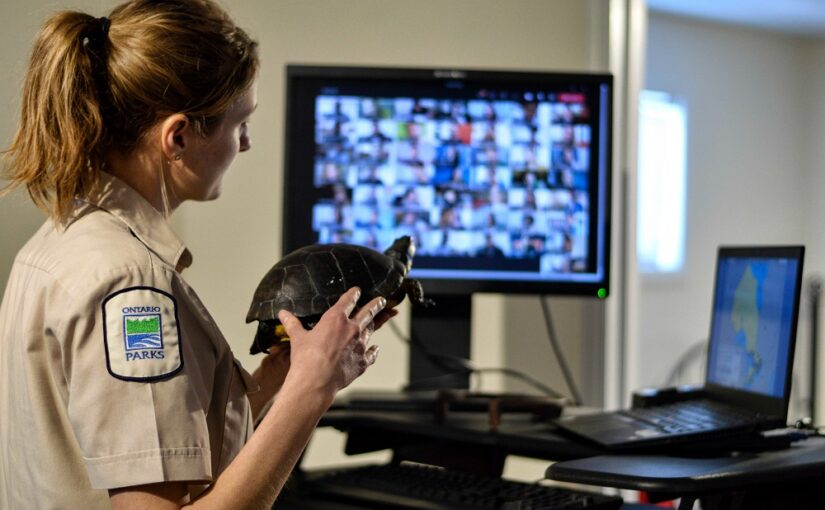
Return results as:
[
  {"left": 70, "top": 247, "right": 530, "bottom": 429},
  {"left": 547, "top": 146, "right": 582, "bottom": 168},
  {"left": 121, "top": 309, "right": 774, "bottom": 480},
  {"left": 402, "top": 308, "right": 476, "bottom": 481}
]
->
[{"left": 282, "top": 64, "right": 613, "bottom": 298}]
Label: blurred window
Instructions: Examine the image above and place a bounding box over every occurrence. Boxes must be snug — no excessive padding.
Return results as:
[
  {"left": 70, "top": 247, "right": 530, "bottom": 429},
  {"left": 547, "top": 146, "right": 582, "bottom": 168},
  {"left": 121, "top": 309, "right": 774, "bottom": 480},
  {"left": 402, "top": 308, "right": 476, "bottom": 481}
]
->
[{"left": 637, "top": 90, "right": 687, "bottom": 273}]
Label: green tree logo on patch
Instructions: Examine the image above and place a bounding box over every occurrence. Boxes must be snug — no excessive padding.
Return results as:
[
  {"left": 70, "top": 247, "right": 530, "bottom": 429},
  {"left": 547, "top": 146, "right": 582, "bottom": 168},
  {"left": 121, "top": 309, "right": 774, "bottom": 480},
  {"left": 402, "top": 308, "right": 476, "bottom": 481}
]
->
[{"left": 124, "top": 314, "right": 163, "bottom": 350}]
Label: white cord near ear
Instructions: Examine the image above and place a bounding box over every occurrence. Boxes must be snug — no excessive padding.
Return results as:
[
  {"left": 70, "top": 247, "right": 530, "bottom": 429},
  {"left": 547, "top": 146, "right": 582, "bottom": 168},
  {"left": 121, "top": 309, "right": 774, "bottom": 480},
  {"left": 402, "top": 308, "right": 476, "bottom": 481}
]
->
[{"left": 159, "top": 157, "right": 172, "bottom": 218}]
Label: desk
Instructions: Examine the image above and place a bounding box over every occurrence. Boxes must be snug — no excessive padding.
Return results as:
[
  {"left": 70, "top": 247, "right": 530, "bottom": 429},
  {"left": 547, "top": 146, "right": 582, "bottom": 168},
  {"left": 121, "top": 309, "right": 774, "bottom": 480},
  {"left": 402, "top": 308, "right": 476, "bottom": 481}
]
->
[
  {"left": 281, "top": 407, "right": 825, "bottom": 509},
  {"left": 547, "top": 435, "right": 825, "bottom": 510},
  {"left": 318, "top": 408, "right": 602, "bottom": 476}
]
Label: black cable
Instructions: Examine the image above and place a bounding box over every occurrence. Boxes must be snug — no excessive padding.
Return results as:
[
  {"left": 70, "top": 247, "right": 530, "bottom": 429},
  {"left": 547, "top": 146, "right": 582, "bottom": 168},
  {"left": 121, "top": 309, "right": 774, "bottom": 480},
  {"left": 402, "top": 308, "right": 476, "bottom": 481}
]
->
[
  {"left": 539, "top": 297, "right": 583, "bottom": 405},
  {"left": 385, "top": 319, "right": 567, "bottom": 399},
  {"left": 386, "top": 320, "right": 472, "bottom": 373}
]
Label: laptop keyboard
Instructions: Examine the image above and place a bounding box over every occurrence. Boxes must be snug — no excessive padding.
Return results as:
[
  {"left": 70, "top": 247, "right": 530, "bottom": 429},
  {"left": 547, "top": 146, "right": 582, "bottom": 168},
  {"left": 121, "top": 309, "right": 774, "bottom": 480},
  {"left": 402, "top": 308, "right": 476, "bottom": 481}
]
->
[{"left": 620, "top": 400, "right": 760, "bottom": 434}]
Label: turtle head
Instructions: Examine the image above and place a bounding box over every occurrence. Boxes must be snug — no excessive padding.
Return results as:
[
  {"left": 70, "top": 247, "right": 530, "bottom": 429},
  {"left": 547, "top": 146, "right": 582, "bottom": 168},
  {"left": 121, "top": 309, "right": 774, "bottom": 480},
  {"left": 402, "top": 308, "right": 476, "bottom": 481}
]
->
[{"left": 384, "top": 235, "right": 415, "bottom": 273}]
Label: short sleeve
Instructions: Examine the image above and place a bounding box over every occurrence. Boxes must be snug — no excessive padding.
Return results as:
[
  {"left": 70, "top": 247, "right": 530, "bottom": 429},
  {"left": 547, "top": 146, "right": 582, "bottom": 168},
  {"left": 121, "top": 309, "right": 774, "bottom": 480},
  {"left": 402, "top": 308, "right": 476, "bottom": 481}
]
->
[{"left": 55, "top": 263, "right": 214, "bottom": 490}]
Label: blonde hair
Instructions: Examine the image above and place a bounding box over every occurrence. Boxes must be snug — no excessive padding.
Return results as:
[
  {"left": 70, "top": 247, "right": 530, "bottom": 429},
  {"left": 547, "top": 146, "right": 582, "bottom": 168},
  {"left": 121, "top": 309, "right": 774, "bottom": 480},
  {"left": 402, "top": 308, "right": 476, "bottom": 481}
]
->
[{"left": 1, "top": 0, "right": 259, "bottom": 223}]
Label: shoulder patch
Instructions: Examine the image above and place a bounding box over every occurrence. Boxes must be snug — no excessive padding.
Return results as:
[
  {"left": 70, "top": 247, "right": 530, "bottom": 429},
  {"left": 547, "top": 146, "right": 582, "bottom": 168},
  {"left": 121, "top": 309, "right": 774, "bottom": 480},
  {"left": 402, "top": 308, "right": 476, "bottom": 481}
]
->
[{"left": 102, "top": 286, "right": 183, "bottom": 382}]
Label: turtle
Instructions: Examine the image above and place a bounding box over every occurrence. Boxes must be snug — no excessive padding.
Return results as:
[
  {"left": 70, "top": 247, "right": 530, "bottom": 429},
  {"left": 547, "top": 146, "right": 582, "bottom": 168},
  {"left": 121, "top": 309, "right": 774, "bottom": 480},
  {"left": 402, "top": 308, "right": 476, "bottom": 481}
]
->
[{"left": 246, "top": 235, "right": 433, "bottom": 354}]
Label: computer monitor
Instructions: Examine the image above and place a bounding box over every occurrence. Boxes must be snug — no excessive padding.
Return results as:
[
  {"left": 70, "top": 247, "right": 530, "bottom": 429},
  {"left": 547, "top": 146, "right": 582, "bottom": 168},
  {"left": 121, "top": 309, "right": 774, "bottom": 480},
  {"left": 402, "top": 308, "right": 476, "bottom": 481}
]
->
[{"left": 282, "top": 65, "right": 613, "bottom": 390}]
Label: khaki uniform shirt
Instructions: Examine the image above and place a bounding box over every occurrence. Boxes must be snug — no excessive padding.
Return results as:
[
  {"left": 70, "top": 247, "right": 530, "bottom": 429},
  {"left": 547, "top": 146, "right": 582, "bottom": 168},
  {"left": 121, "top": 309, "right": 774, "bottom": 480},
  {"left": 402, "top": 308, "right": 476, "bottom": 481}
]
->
[{"left": 0, "top": 174, "right": 258, "bottom": 509}]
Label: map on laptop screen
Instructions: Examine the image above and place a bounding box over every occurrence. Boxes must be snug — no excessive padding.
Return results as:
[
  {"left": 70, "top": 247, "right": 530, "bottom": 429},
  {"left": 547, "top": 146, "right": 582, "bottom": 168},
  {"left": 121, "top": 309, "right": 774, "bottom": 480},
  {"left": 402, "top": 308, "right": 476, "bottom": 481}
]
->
[{"left": 706, "top": 256, "right": 800, "bottom": 398}]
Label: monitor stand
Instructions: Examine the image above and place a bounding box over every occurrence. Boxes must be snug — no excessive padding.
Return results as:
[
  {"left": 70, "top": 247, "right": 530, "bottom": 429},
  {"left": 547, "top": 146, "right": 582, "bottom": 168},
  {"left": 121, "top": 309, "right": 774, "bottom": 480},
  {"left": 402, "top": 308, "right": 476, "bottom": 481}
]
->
[{"left": 406, "top": 294, "right": 472, "bottom": 391}]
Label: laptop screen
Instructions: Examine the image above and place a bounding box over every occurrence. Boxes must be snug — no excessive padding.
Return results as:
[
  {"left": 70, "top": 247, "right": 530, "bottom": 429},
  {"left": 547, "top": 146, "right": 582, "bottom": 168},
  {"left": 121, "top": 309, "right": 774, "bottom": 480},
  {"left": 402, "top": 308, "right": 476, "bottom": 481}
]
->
[{"left": 705, "top": 250, "right": 802, "bottom": 399}]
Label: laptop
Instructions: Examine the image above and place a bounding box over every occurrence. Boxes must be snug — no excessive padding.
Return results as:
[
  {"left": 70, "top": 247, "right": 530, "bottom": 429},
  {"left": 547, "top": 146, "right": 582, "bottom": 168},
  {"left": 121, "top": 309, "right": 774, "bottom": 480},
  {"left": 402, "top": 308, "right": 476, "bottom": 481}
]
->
[{"left": 555, "top": 245, "right": 805, "bottom": 452}]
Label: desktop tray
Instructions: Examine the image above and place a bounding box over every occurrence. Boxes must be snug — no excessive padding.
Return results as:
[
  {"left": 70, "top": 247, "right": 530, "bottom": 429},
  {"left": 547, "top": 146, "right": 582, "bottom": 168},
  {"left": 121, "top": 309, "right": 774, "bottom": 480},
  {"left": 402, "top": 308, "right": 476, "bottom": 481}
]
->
[{"left": 340, "top": 389, "right": 564, "bottom": 430}]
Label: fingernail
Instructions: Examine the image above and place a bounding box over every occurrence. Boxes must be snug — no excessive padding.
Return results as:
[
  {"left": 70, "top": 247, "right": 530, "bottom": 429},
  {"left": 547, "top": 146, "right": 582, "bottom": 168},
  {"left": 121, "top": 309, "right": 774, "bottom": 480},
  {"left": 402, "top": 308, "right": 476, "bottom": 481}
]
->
[{"left": 379, "top": 297, "right": 387, "bottom": 308}]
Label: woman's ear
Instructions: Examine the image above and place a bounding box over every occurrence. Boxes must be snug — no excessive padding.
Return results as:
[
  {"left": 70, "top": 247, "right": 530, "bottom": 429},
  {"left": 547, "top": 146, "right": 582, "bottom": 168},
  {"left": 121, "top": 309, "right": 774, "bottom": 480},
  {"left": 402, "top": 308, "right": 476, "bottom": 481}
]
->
[{"left": 159, "top": 113, "right": 190, "bottom": 162}]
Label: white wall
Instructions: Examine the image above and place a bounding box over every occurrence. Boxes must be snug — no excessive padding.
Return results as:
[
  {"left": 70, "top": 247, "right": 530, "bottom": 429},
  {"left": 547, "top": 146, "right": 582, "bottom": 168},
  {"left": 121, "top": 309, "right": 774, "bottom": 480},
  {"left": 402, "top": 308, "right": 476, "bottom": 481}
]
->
[
  {"left": 0, "top": 0, "right": 610, "bottom": 479},
  {"left": 631, "top": 12, "right": 819, "bottom": 421}
]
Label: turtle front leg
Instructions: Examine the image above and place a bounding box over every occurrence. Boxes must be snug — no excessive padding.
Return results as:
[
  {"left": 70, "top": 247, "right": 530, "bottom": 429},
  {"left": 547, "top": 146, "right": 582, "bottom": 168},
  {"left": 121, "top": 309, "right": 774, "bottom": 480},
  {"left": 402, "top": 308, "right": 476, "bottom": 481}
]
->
[
  {"left": 404, "top": 279, "right": 435, "bottom": 307},
  {"left": 274, "top": 323, "right": 290, "bottom": 342}
]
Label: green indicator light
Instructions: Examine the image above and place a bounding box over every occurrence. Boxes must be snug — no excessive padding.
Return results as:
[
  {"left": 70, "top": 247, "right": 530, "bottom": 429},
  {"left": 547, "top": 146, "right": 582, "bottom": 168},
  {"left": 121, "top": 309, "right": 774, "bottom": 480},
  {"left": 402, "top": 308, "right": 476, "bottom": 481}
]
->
[{"left": 597, "top": 288, "right": 607, "bottom": 299}]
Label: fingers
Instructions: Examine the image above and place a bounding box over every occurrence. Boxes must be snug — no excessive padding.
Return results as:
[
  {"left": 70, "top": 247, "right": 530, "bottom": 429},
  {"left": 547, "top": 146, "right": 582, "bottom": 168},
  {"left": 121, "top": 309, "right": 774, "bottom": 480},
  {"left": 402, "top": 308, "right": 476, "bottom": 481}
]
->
[
  {"left": 355, "top": 296, "right": 386, "bottom": 331},
  {"left": 332, "top": 287, "right": 362, "bottom": 317},
  {"left": 277, "top": 310, "right": 305, "bottom": 339},
  {"left": 373, "top": 308, "right": 399, "bottom": 330},
  {"left": 357, "top": 320, "right": 375, "bottom": 346},
  {"left": 365, "top": 344, "right": 380, "bottom": 365},
  {"left": 279, "top": 287, "right": 386, "bottom": 394},
  {"left": 266, "top": 341, "right": 291, "bottom": 356},
  {"left": 291, "top": 289, "right": 387, "bottom": 369}
]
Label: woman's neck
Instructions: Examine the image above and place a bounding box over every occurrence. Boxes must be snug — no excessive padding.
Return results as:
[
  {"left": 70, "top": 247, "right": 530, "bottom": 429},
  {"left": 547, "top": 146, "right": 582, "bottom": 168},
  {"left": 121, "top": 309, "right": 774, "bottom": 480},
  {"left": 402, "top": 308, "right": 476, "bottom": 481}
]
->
[{"left": 104, "top": 149, "right": 181, "bottom": 215}]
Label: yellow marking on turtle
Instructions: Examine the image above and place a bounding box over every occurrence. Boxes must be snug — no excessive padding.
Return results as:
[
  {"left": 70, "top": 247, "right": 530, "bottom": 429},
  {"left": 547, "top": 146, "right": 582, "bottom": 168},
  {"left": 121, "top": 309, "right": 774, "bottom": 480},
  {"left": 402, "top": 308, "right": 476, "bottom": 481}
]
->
[{"left": 275, "top": 324, "right": 290, "bottom": 342}]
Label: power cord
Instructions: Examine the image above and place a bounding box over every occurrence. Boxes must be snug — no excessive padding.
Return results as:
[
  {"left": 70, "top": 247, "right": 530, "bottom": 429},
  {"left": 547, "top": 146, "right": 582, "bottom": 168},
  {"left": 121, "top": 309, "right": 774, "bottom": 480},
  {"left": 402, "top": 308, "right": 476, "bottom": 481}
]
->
[
  {"left": 539, "top": 297, "right": 582, "bottom": 406},
  {"left": 385, "top": 319, "right": 569, "bottom": 401}
]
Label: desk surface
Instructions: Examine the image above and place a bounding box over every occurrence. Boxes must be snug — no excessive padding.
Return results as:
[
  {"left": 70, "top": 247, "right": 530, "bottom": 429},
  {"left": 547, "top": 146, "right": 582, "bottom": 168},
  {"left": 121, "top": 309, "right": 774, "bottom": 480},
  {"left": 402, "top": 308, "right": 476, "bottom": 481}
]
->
[
  {"left": 548, "top": 435, "right": 825, "bottom": 495},
  {"left": 320, "top": 408, "right": 604, "bottom": 462}
]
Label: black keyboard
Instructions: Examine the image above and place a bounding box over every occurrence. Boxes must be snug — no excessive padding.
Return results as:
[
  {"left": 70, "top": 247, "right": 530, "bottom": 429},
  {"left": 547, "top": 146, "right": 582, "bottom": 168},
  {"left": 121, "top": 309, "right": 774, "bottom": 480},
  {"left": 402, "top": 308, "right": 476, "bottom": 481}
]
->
[
  {"left": 298, "top": 462, "right": 623, "bottom": 509},
  {"left": 620, "top": 399, "right": 759, "bottom": 434}
]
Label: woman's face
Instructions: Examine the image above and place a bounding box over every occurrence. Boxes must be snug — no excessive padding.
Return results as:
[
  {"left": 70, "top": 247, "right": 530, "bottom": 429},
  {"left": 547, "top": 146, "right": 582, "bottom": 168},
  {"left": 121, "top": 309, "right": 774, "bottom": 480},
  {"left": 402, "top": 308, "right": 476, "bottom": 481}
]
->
[{"left": 175, "top": 81, "right": 258, "bottom": 202}]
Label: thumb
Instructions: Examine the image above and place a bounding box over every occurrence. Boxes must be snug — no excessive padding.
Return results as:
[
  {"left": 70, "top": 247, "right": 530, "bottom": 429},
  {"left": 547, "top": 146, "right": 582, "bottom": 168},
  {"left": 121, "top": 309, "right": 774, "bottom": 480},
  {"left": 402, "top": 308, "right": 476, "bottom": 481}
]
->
[{"left": 278, "top": 310, "right": 305, "bottom": 339}]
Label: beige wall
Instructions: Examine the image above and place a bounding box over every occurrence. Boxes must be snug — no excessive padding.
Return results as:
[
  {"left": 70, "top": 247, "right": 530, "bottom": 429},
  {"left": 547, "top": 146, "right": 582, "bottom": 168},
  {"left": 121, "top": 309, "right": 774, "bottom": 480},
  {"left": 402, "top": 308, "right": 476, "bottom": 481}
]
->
[
  {"left": 0, "top": 0, "right": 609, "bottom": 478},
  {"left": 0, "top": 3, "right": 57, "bottom": 293}
]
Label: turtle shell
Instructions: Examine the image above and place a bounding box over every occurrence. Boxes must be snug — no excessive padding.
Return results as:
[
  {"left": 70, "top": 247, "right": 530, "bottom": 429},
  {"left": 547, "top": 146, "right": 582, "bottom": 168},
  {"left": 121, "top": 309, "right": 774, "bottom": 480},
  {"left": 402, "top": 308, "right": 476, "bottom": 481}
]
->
[{"left": 246, "top": 243, "right": 407, "bottom": 325}]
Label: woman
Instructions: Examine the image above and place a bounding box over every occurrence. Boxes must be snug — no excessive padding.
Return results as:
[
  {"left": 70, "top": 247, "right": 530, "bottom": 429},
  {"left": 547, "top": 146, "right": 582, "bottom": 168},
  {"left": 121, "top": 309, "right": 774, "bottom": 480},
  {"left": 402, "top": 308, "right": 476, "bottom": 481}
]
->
[{"left": 0, "top": 1, "right": 388, "bottom": 508}]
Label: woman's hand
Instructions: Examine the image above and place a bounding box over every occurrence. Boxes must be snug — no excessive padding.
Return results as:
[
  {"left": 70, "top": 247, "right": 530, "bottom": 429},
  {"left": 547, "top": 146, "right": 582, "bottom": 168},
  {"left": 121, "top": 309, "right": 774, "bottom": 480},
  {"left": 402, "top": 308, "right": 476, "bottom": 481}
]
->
[
  {"left": 256, "top": 343, "right": 291, "bottom": 388},
  {"left": 248, "top": 343, "right": 291, "bottom": 420},
  {"left": 278, "top": 287, "right": 386, "bottom": 402},
  {"left": 373, "top": 307, "right": 399, "bottom": 331}
]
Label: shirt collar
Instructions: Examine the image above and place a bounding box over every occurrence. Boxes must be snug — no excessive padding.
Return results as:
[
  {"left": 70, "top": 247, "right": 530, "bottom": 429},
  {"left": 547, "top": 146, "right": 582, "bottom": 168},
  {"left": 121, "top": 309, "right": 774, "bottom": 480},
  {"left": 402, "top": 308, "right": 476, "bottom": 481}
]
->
[{"left": 77, "top": 173, "right": 193, "bottom": 272}]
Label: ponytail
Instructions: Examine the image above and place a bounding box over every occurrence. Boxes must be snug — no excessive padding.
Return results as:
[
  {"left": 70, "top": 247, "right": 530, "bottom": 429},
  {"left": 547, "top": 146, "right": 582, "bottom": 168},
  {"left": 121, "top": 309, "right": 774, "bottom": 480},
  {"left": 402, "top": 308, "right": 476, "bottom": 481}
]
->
[
  {"left": 2, "top": 11, "right": 109, "bottom": 223},
  {"left": 2, "top": 0, "right": 259, "bottom": 224}
]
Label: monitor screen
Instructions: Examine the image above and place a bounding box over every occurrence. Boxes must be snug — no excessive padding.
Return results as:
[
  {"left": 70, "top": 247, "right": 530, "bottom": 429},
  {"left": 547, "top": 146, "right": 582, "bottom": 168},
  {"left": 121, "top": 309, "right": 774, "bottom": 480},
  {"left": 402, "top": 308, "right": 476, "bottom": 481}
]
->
[{"left": 282, "top": 65, "right": 612, "bottom": 297}]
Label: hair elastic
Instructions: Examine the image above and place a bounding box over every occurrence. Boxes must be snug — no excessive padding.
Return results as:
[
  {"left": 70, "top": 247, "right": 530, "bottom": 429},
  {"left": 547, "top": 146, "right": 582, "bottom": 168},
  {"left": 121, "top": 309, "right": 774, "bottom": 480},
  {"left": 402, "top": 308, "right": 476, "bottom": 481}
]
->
[
  {"left": 97, "top": 17, "right": 111, "bottom": 38},
  {"left": 84, "top": 16, "right": 111, "bottom": 106}
]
